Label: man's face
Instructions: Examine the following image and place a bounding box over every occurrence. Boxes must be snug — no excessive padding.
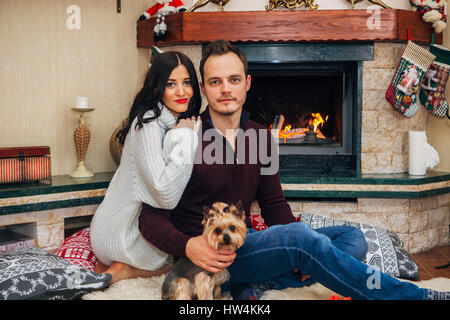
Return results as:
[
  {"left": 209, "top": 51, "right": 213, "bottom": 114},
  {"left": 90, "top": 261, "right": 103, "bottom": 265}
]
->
[{"left": 201, "top": 52, "right": 251, "bottom": 117}]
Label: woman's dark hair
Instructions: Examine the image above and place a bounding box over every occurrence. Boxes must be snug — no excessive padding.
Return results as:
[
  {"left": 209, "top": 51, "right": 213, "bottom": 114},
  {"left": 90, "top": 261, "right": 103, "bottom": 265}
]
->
[{"left": 116, "top": 51, "right": 202, "bottom": 145}]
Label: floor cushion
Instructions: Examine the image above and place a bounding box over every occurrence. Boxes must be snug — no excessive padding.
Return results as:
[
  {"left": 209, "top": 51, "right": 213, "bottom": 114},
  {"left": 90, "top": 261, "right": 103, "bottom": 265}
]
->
[
  {"left": 56, "top": 227, "right": 98, "bottom": 271},
  {"left": 0, "top": 247, "right": 111, "bottom": 300}
]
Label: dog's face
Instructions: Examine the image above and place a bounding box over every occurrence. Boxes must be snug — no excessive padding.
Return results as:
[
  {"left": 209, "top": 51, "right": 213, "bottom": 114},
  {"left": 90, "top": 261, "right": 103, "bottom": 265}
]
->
[{"left": 201, "top": 201, "right": 247, "bottom": 251}]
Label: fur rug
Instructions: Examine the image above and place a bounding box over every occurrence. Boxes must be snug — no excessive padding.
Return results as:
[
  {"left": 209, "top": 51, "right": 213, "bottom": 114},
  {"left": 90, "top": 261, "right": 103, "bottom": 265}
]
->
[{"left": 82, "top": 275, "right": 450, "bottom": 300}]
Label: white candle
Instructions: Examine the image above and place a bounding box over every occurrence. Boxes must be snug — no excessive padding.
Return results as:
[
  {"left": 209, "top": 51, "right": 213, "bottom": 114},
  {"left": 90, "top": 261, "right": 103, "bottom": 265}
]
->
[
  {"left": 409, "top": 131, "right": 426, "bottom": 176},
  {"left": 76, "top": 97, "right": 88, "bottom": 108}
]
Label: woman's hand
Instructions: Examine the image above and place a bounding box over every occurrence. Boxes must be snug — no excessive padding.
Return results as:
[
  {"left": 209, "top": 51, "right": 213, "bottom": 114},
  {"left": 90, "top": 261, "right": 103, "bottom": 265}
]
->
[
  {"left": 185, "top": 235, "right": 236, "bottom": 273},
  {"left": 174, "top": 116, "right": 201, "bottom": 132}
]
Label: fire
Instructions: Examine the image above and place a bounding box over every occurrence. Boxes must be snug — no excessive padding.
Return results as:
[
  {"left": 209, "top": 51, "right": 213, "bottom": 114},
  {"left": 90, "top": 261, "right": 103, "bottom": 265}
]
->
[
  {"left": 276, "top": 112, "right": 328, "bottom": 142},
  {"left": 279, "top": 124, "right": 306, "bottom": 143},
  {"left": 309, "top": 113, "right": 328, "bottom": 132}
]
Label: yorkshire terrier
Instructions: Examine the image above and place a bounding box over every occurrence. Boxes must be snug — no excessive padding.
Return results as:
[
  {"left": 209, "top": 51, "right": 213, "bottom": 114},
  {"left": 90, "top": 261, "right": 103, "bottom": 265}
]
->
[{"left": 161, "top": 201, "right": 247, "bottom": 300}]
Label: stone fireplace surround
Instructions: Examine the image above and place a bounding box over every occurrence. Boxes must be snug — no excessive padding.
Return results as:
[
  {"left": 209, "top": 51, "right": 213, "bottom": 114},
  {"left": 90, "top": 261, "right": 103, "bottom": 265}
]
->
[
  {"left": 0, "top": 11, "right": 448, "bottom": 255},
  {"left": 150, "top": 41, "right": 449, "bottom": 254},
  {"left": 142, "top": 8, "right": 450, "bottom": 253},
  {"left": 1, "top": 41, "right": 448, "bottom": 255}
]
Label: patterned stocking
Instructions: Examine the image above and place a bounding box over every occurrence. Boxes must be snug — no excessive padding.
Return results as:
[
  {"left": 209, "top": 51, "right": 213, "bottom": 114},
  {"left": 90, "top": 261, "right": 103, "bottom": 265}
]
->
[
  {"left": 385, "top": 41, "right": 435, "bottom": 117},
  {"left": 419, "top": 44, "right": 450, "bottom": 118}
]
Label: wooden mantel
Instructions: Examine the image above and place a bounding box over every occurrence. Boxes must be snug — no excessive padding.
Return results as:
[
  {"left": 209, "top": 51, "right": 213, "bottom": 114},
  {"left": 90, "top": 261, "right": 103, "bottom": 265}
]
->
[{"left": 137, "top": 9, "right": 442, "bottom": 48}]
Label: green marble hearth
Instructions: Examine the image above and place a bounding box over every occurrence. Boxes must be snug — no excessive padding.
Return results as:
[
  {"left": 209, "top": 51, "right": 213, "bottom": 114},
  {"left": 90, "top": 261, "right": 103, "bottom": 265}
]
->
[
  {"left": 280, "top": 171, "right": 450, "bottom": 199},
  {"left": 0, "top": 171, "right": 450, "bottom": 215},
  {"left": 0, "top": 172, "right": 114, "bottom": 215},
  {"left": 0, "top": 171, "right": 114, "bottom": 198},
  {"left": 280, "top": 171, "right": 450, "bottom": 185}
]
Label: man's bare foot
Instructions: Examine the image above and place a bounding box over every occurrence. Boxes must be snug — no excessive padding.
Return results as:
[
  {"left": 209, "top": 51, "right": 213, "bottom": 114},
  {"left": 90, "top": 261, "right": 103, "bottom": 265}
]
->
[{"left": 96, "top": 261, "right": 172, "bottom": 284}]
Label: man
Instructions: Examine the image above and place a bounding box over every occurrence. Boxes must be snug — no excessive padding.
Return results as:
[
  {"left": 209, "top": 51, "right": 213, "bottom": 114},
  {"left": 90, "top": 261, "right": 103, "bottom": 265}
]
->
[{"left": 139, "top": 40, "right": 448, "bottom": 300}]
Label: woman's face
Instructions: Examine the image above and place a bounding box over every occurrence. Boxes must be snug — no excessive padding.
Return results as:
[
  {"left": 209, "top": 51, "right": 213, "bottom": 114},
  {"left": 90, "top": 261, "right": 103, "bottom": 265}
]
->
[{"left": 162, "top": 64, "right": 194, "bottom": 116}]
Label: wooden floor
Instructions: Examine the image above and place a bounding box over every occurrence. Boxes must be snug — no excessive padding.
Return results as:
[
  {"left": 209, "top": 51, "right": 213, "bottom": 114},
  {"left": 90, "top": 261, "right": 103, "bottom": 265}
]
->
[{"left": 411, "top": 245, "right": 450, "bottom": 281}]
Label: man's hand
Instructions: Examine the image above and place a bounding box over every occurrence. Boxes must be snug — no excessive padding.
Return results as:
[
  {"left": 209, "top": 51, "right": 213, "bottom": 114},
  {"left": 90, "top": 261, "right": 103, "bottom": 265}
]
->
[{"left": 186, "top": 235, "right": 236, "bottom": 273}]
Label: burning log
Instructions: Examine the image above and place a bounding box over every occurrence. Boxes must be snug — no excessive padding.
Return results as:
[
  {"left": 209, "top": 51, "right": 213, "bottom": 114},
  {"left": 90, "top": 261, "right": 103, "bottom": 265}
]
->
[{"left": 272, "top": 114, "right": 285, "bottom": 131}]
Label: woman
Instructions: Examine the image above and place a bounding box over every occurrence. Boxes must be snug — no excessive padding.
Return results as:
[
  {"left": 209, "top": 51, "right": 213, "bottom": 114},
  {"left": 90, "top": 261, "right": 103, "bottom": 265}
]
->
[{"left": 90, "top": 51, "right": 202, "bottom": 283}]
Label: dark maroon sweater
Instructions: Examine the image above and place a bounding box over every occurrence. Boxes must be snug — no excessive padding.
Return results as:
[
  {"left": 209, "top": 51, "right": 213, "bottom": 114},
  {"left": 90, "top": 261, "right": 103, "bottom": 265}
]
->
[{"left": 138, "top": 107, "right": 296, "bottom": 257}]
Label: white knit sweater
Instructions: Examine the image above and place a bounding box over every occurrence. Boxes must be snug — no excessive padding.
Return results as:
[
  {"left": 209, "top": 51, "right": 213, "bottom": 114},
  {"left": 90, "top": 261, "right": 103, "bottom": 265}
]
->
[{"left": 90, "top": 104, "right": 198, "bottom": 270}]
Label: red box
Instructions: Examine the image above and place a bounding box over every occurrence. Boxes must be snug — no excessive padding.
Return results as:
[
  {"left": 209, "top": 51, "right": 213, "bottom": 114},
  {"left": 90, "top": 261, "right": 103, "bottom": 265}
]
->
[{"left": 0, "top": 146, "right": 51, "bottom": 184}]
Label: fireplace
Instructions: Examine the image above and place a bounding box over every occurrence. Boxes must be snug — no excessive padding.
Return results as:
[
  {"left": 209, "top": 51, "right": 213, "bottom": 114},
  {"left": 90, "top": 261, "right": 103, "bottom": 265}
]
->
[
  {"left": 136, "top": 11, "right": 449, "bottom": 255},
  {"left": 237, "top": 43, "right": 373, "bottom": 174}
]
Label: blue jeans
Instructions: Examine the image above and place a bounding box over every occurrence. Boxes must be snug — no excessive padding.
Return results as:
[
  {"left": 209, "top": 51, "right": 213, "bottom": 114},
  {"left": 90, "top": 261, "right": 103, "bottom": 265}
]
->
[{"left": 225, "top": 222, "right": 428, "bottom": 300}]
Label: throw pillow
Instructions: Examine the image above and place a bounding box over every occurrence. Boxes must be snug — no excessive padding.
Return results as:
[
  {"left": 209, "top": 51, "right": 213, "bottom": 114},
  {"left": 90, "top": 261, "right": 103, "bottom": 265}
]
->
[
  {"left": 56, "top": 227, "right": 98, "bottom": 271},
  {"left": 249, "top": 213, "right": 419, "bottom": 280},
  {"left": 0, "top": 247, "right": 111, "bottom": 300}
]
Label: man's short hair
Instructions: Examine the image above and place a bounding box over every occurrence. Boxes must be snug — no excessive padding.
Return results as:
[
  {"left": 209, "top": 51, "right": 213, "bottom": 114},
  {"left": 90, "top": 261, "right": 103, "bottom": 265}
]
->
[{"left": 199, "top": 40, "right": 248, "bottom": 83}]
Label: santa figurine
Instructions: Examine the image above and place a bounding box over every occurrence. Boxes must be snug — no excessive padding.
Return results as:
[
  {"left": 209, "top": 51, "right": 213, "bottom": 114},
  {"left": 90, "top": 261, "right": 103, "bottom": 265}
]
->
[
  {"left": 139, "top": 0, "right": 186, "bottom": 42},
  {"left": 139, "top": 0, "right": 186, "bottom": 20},
  {"left": 397, "top": 65, "right": 420, "bottom": 95}
]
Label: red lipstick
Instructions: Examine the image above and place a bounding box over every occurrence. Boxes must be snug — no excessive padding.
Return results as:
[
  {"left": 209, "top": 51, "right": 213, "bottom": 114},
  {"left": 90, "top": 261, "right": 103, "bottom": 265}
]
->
[{"left": 175, "top": 98, "right": 188, "bottom": 104}]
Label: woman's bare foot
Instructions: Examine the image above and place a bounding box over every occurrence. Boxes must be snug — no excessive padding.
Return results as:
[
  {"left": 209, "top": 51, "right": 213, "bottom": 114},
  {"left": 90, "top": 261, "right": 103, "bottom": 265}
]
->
[
  {"left": 96, "top": 261, "right": 172, "bottom": 284},
  {"left": 95, "top": 260, "right": 109, "bottom": 273}
]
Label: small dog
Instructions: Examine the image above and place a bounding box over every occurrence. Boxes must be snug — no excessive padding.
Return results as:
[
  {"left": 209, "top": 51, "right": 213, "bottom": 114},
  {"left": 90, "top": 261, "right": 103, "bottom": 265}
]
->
[{"left": 161, "top": 201, "right": 247, "bottom": 300}]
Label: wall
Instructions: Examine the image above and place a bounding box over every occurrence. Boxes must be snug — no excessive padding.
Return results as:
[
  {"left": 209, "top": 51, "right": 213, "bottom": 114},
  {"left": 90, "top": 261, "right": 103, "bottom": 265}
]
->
[
  {"left": 2, "top": 0, "right": 446, "bottom": 253},
  {"left": 427, "top": 30, "right": 450, "bottom": 172},
  {"left": 0, "top": 0, "right": 150, "bottom": 175},
  {"left": 180, "top": 0, "right": 447, "bottom": 173},
  {"left": 362, "top": 43, "right": 430, "bottom": 173},
  {"left": 2, "top": 0, "right": 446, "bottom": 177}
]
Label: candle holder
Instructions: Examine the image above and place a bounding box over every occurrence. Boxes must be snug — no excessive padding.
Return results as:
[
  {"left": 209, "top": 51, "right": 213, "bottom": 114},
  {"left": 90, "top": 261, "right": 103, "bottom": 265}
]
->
[{"left": 70, "top": 107, "right": 95, "bottom": 178}]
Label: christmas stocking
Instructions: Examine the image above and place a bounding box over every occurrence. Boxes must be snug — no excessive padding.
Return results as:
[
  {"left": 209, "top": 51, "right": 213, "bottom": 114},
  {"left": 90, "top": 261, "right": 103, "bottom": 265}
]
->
[
  {"left": 419, "top": 44, "right": 450, "bottom": 118},
  {"left": 150, "top": 46, "right": 164, "bottom": 65},
  {"left": 385, "top": 41, "right": 435, "bottom": 117}
]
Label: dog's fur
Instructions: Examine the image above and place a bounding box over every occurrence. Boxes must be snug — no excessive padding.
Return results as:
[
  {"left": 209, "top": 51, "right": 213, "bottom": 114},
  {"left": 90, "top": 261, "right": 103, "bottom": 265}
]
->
[{"left": 161, "top": 201, "right": 247, "bottom": 300}]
